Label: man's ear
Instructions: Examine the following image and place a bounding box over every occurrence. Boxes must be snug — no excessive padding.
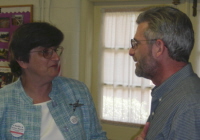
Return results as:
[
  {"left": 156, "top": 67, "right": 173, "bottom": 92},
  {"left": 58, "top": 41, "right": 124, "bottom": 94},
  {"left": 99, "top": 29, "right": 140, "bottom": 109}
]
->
[
  {"left": 152, "top": 39, "right": 166, "bottom": 57},
  {"left": 16, "top": 60, "right": 28, "bottom": 69}
]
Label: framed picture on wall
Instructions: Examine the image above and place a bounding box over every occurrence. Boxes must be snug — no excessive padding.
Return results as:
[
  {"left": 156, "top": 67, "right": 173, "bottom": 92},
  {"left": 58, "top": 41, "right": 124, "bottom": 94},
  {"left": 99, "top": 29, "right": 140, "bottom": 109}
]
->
[{"left": 0, "top": 5, "right": 33, "bottom": 87}]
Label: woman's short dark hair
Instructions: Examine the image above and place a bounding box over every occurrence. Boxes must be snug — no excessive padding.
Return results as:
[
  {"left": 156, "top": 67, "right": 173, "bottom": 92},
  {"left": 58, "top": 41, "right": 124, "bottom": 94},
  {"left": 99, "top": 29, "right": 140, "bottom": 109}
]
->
[{"left": 9, "top": 22, "right": 64, "bottom": 76}]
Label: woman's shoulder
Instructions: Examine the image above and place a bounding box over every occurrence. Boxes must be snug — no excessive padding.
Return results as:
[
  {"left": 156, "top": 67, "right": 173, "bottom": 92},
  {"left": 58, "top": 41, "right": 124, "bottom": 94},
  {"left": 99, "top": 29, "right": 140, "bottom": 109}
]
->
[
  {"left": 54, "top": 76, "right": 86, "bottom": 87},
  {"left": 0, "top": 80, "right": 21, "bottom": 104},
  {"left": 0, "top": 79, "right": 20, "bottom": 93}
]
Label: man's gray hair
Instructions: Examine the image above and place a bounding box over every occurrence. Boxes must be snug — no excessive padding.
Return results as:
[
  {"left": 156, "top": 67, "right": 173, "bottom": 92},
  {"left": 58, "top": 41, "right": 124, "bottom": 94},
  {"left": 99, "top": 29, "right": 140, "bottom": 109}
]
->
[{"left": 136, "top": 6, "right": 194, "bottom": 62}]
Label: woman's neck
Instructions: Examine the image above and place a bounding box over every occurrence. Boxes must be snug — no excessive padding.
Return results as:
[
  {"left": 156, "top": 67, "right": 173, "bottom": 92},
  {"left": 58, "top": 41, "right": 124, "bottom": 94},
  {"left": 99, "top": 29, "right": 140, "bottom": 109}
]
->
[{"left": 20, "top": 76, "right": 52, "bottom": 104}]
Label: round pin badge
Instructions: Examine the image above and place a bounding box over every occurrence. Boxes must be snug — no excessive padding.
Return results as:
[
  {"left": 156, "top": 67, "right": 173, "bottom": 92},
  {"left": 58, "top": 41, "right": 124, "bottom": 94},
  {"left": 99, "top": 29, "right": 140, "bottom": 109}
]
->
[
  {"left": 70, "top": 116, "right": 78, "bottom": 124},
  {"left": 10, "top": 123, "right": 25, "bottom": 137}
]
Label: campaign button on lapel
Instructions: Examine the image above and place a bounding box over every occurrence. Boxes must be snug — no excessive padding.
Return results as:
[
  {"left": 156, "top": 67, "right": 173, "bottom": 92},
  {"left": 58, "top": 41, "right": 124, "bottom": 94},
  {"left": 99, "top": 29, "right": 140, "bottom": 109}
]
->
[
  {"left": 10, "top": 123, "right": 25, "bottom": 137},
  {"left": 70, "top": 116, "right": 78, "bottom": 124}
]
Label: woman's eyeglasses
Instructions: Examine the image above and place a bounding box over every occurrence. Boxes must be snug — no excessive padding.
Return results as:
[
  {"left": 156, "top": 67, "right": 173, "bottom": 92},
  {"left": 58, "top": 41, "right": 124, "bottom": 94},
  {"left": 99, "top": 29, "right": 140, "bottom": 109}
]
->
[{"left": 30, "top": 46, "right": 64, "bottom": 59}]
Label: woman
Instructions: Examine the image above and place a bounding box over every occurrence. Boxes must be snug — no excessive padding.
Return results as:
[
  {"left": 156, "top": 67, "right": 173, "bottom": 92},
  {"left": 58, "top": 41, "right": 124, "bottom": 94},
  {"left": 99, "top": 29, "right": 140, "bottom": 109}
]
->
[{"left": 0, "top": 22, "right": 107, "bottom": 140}]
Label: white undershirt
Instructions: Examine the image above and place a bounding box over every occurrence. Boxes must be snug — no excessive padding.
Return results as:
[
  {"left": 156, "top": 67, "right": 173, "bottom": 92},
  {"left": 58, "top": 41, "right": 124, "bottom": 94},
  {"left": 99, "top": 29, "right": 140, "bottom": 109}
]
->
[{"left": 35, "top": 101, "right": 65, "bottom": 140}]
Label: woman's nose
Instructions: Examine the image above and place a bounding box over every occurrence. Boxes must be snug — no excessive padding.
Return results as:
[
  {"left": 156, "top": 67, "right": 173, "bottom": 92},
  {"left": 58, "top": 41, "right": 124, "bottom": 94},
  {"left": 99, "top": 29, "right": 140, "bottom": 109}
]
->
[{"left": 51, "top": 51, "right": 60, "bottom": 60}]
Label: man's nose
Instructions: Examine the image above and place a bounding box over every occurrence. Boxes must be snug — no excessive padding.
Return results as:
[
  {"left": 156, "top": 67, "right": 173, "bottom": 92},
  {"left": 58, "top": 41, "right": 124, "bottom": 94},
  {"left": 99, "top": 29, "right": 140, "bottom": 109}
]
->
[{"left": 129, "top": 48, "right": 135, "bottom": 56}]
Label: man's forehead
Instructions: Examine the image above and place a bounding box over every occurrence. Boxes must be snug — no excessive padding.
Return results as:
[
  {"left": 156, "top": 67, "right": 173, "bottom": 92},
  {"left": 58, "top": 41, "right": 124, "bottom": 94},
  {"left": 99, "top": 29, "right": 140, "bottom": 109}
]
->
[{"left": 134, "top": 22, "right": 148, "bottom": 39}]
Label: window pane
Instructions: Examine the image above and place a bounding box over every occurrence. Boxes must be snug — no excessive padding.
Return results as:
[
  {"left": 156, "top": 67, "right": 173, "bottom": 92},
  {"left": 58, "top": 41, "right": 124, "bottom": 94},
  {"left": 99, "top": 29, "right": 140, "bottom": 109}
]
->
[
  {"left": 103, "top": 12, "right": 140, "bottom": 49},
  {"left": 101, "top": 11, "right": 152, "bottom": 125},
  {"left": 102, "top": 85, "right": 151, "bottom": 124},
  {"left": 103, "top": 49, "right": 153, "bottom": 87}
]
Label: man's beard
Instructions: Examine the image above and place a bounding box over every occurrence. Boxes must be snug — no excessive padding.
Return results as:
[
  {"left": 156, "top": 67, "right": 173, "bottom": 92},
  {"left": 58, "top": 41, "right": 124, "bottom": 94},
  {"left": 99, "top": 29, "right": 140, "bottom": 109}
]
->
[{"left": 135, "top": 54, "right": 158, "bottom": 80}]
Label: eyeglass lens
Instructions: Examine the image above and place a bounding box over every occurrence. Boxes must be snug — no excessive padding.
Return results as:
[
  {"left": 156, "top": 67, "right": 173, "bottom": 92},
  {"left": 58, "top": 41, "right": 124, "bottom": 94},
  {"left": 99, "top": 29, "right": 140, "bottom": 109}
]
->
[
  {"left": 131, "top": 39, "right": 137, "bottom": 49},
  {"left": 43, "top": 47, "right": 63, "bottom": 59}
]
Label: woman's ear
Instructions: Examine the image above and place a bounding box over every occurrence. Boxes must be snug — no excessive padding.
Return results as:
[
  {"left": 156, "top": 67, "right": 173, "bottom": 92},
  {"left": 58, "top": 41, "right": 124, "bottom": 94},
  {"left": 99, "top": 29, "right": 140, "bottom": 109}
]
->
[
  {"left": 152, "top": 39, "right": 166, "bottom": 58},
  {"left": 16, "top": 60, "right": 28, "bottom": 69}
]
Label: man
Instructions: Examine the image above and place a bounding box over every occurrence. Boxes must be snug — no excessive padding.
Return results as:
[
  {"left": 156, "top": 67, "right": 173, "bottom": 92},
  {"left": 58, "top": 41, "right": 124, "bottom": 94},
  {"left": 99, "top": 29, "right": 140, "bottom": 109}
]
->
[{"left": 129, "top": 6, "right": 200, "bottom": 140}]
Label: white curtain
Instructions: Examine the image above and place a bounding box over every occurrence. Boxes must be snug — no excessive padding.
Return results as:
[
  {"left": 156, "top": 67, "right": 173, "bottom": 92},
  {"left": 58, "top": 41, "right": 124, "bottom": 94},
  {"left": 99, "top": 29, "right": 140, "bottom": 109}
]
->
[{"left": 101, "top": 11, "right": 153, "bottom": 124}]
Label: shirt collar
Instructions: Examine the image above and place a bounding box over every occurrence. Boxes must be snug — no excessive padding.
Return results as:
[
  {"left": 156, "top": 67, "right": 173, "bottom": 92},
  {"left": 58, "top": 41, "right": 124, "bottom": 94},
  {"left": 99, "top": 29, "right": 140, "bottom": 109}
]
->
[{"left": 151, "top": 63, "right": 194, "bottom": 100}]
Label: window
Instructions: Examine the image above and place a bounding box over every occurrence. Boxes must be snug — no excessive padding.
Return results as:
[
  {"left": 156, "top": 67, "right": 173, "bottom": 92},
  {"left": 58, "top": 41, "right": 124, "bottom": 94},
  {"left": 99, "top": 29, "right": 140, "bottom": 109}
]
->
[{"left": 101, "top": 10, "right": 153, "bottom": 125}]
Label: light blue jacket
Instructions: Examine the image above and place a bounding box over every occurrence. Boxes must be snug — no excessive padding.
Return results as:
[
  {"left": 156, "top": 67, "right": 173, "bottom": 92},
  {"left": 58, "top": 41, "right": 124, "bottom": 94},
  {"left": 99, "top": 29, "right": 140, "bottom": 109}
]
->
[{"left": 0, "top": 76, "right": 107, "bottom": 140}]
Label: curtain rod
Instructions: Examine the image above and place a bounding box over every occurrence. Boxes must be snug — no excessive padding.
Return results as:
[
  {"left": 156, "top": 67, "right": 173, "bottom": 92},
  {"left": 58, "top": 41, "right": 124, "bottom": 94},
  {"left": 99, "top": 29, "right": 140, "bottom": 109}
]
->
[{"left": 102, "top": 5, "right": 172, "bottom": 13}]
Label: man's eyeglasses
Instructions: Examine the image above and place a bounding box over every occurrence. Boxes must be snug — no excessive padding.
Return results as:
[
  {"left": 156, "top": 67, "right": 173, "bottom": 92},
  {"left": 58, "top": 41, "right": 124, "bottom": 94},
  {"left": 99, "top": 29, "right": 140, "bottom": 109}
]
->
[
  {"left": 131, "top": 39, "right": 157, "bottom": 49},
  {"left": 30, "top": 46, "right": 64, "bottom": 59}
]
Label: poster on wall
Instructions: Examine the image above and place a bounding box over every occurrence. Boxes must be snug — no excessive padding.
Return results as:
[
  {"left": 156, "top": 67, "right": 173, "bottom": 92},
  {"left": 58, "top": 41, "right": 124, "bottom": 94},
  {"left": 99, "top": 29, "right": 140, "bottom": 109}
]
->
[{"left": 0, "top": 5, "right": 33, "bottom": 88}]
